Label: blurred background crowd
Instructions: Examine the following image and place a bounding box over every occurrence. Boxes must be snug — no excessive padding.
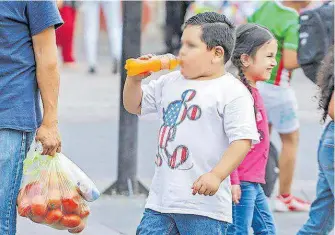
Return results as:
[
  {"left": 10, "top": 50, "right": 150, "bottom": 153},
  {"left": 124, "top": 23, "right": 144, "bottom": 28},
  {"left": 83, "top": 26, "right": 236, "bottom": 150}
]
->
[{"left": 55, "top": 0, "right": 325, "bottom": 74}]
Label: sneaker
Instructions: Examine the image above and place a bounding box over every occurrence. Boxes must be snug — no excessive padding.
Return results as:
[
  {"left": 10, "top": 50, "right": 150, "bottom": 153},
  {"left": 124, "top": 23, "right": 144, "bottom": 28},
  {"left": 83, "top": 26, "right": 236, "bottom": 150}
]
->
[
  {"left": 274, "top": 195, "right": 311, "bottom": 212},
  {"left": 88, "top": 66, "right": 96, "bottom": 74}
]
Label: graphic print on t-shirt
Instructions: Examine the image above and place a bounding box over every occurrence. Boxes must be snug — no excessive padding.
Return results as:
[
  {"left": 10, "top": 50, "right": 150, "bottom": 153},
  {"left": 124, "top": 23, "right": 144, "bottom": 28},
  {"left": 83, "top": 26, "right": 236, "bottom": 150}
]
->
[{"left": 156, "top": 89, "right": 201, "bottom": 170}]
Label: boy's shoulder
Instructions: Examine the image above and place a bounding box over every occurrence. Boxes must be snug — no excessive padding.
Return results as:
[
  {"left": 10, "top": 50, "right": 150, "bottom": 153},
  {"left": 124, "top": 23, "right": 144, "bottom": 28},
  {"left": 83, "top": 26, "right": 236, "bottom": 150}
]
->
[
  {"left": 219, "top": 73, "right": 247, "bottom": 88},
  {"left": 218, "top": 73, "right": 253, "bottom": 99}
]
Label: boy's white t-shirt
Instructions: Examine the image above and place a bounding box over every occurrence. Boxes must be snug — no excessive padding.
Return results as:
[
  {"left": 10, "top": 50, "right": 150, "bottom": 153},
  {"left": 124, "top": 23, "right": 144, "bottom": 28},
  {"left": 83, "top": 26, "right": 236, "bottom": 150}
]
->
[{"left": 140, "top": 71, "right": 259, "bottom": 223}]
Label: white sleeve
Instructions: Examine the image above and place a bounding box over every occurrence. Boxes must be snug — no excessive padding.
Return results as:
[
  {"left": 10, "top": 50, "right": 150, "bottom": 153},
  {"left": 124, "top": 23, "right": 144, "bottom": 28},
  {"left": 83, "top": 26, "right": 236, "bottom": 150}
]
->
[
  {"left": 140, "top": 76, "right": 165, "bottom": 116},
  {"left": 223, "top": 95, "right": 259, "bottom": 144}
]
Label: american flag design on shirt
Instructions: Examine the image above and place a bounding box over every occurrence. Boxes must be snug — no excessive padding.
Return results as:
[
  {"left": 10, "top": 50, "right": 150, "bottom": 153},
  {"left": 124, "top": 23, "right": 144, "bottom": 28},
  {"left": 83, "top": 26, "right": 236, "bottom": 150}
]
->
[{"left": 155, "top": 89, "right": 201, "bottom": 170}]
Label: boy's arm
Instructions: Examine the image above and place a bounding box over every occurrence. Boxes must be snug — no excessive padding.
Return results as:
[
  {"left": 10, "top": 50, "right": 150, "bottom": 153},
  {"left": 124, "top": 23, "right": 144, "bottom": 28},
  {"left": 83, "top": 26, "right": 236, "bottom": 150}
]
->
[
  {"left": 283, "top": 49, "right": 299, "bottom": 70},
  {"left": 192, "top": 140, "right": 251, "bottom": 196},
  {"left": 123, "top": 74, "right": 148, "bottom": 115},
  {"left": 123, "top": 54, "right": 156, "bottom": 115},
  {"left": 283, "top": 23, "right": 300, "bottom": 70},
  {"left": 192, "top": 94, "right": 258, "bottom": 196},
  {"left": 212, "top": 140, "right": 251, "bottom": 181}
]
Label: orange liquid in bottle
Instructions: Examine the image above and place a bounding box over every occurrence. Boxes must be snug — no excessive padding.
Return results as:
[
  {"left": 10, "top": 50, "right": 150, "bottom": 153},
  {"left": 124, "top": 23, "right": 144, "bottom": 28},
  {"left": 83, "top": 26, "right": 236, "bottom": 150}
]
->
[{"left": 125, "top": 54, "right": 180, "bottom": 76}]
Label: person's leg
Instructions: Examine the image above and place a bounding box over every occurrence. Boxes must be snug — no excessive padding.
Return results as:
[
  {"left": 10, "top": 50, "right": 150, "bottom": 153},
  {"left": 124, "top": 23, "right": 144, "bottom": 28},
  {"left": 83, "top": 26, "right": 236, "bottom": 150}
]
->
[
  {"left": 0, "top": 130, "right": 34, "bottom": 235},
  {"left": 227, "top": 182, "right": 257, "bottom": 235},
  {"left": 251, "top": 184, "right": 276, "bottom": 235},
  {"left": 274, "top": 91, "right": 299, "bottom": 196},
  {"left": 173, "top": 213, "right": 230, "bottom": 235},
  {"left": 136, "top": 209, "right": 179, "bottom": 235},
  {"left": 297, "top": 122, "right": 334, "bottom": 234},
  {"left": 270, "top": 97, "right": 299, "bottom": 196},
  {"left": 83, "top": 1, "right": 99, "bottom": 72},
  {"left": 60, "top": 6, "right": 76, "bottom": 64},
  {"left": 102, "top": 0, "right": 122, "bottom": 73},
  {"left": 269, "top": 96, "right": 310, "bottom": 211},
  {"left": 278, "top": 129, "right": 299, "bottom": 196}
]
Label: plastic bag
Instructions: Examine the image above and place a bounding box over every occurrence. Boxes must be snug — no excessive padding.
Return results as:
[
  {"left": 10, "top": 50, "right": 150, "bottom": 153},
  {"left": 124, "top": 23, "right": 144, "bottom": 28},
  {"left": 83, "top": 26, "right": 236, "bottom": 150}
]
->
[{"left": 17, "top": 142, "right": 100, "bottom": 233}]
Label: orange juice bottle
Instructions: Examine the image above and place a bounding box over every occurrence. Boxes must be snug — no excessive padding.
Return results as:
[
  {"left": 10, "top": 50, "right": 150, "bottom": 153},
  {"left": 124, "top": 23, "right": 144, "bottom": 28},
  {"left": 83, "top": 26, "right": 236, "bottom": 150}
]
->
[{"left": 125, "top": 54, "right": 180, "bottom": 76}]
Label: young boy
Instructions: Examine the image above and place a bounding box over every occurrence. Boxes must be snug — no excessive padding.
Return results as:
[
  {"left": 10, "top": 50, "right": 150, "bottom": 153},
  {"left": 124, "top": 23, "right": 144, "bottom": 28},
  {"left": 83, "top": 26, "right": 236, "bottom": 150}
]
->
[
  {"left": 248, "top": 0, "right": 311, "bottom": 212},
  {"left": 124, "top": 12, "right": 259, "bottom": 234}
]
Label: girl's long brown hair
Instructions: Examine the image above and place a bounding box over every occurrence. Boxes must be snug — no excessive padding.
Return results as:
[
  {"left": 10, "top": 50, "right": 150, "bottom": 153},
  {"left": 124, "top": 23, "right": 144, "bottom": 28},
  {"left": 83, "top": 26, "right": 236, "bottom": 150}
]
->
[{"left": 317, "top": 46, "right": 334, "bottom": 123}]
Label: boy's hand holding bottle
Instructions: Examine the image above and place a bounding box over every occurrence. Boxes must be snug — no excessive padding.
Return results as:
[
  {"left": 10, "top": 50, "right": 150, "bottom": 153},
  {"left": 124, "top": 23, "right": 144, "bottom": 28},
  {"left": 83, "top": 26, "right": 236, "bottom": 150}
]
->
[
  {"left": 126, "top": 54, "right": 155, "bottom": 81},
  {"left": 125, "top": 53, "right": 179, "bottom": 79}
]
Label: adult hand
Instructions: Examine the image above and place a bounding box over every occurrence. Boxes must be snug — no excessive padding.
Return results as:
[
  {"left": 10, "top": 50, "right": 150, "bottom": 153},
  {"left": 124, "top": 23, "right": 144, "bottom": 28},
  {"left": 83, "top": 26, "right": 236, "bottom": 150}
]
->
[{"left": 35, "top": 123, "right": 61, "bottom": 156}]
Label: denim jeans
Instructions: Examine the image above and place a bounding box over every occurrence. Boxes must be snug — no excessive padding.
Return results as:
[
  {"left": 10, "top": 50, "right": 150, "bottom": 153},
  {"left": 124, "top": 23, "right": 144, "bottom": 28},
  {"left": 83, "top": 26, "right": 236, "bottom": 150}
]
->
[
  {"left": 0, "top": 129, "right": 34, "bottom": 235},
  {"left": 227, "top": 182, "right": 276, "bottom": 235},
  {"left": 137, "top": 209, "right": 230, "bottom": 235},
  {"left": 297, "top": 121, "right": 334, "bottom": 235}
]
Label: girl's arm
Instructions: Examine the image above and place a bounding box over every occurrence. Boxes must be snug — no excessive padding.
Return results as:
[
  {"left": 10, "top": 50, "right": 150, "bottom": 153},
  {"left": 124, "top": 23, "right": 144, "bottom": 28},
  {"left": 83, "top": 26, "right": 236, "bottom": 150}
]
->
[{"left": 230, "top": 169, "right": 240, "bottom": 185}]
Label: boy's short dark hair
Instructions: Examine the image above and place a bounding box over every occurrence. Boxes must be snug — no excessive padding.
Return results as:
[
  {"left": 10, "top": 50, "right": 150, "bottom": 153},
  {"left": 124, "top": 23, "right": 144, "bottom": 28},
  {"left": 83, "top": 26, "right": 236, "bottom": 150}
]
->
[{"left": 184, "top": 12, "right": 236, "bottom": 64}]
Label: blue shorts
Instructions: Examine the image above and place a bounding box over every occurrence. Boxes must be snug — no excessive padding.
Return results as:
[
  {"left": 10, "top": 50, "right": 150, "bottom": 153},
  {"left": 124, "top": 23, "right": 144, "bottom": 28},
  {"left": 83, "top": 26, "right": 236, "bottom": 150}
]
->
[{"left": 137, "top": 209, "right": 230, "bottom": 235}]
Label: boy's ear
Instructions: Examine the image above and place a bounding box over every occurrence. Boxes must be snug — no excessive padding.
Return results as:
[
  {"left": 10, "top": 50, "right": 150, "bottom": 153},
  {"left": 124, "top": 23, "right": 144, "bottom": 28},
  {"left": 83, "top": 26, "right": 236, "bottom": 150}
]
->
[
  {"left": 212, "top": 46, "right": 225, "bottom": 63},
  {"left": 240, "top": 54, "right": 251, "bottom": 67}
]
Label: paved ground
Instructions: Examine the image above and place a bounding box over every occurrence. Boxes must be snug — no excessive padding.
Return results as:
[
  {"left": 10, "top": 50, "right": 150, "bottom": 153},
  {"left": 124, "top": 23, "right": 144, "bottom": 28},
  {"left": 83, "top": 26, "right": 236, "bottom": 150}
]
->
[{"left": 16, "top": 6, "right": 331, "bottom": 235}]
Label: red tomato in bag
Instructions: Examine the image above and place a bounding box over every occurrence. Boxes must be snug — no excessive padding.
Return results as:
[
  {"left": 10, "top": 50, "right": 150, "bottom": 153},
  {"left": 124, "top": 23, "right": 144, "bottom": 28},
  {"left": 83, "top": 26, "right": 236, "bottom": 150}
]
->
[
  {"left": 30, "top": 215, "right": 44, "bottom": 224},
  {"left": 31, "top": 195, "right": 47, "bottom": 217},
  {"left": 47, "top": 190, "right": 61, "bottom": 209},
  {"left": 62, "top": 193, "right": 80, "bottom": 214},
  {"left": 68, "top": 221, "right": 85, "bottom": 233},
  {"left": 45, "top": 209, "right": 63, "bottom": 224},
  {"left": 60, "top": 214, "right": 81, "bottom": 228}
]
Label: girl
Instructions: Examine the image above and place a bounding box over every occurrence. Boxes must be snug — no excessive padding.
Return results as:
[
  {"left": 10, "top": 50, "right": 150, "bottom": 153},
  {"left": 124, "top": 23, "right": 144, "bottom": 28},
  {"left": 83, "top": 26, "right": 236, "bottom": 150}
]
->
[
  {"left": 297, "top": 47, "right": 334, "bottom": 234},
  {"left": 227, "top": 23, "right": 278, "bottom": 234}
]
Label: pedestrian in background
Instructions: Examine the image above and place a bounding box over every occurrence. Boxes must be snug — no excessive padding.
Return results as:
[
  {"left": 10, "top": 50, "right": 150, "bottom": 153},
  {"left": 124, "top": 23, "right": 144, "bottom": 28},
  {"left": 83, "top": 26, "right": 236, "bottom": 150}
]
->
[
  {"left": 82, "top": 1, "right": 122, "bottom": 75},
  {"left": 297, "top": 47, "right": 334, "bottom": 235},
  {"left": 165, "top": 1, "right": 192, "bottom": 55},
  {"left": 249, "top": 1, "right": 312, "bottom": 212},
  {"left": 56, "top": 0, "right": 77, "bottom": 67}
]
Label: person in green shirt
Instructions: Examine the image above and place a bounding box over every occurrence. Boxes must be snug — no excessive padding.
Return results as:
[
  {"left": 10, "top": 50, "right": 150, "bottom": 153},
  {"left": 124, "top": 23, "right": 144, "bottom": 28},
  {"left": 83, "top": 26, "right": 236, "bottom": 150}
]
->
[{"left": 248, "top": 1, "right": 311, "bottom": 212}]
